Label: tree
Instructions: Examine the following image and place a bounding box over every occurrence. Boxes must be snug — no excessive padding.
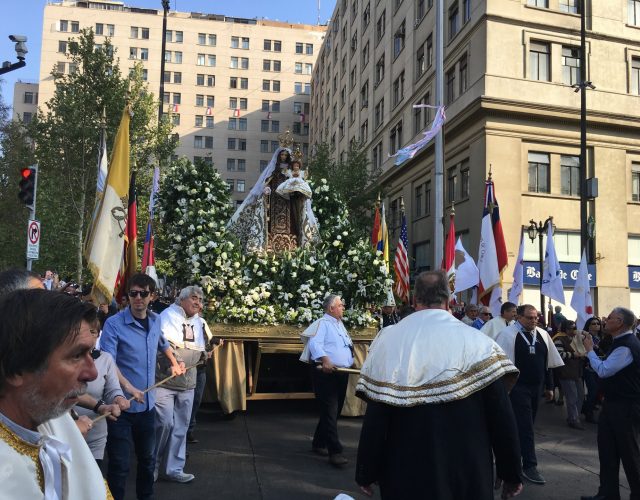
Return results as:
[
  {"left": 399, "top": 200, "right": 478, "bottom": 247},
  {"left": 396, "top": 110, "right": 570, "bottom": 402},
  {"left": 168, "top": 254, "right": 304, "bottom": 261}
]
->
[
  {"left": 30, "top": 29, "right": 175, "bottom": 281},
  {"left": 307, "top": 141, "right": 382, "bottom": 237}
]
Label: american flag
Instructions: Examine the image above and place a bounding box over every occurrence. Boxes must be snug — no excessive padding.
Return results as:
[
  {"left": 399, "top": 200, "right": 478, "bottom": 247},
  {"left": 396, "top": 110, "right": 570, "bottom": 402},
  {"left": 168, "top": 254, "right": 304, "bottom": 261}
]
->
[{"left": 394, "top": 213, "right": 410, "bottom": 302}]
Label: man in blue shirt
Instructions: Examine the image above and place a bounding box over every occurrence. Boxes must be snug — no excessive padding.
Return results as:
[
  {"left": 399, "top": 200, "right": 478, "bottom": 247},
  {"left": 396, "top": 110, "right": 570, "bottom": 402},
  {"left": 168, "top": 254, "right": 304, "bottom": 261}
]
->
[
  {"left": 100, "top": 274, "right": 183, "bottom": 500},
  {"left": 581, "top": 307, "right": 640, "bottom": 500},
  {"left": 472, "top": 306, "right": 492, "bottom": 330},
  {"left": 308, "top": 294, "right": 354, "bottom": 468}
]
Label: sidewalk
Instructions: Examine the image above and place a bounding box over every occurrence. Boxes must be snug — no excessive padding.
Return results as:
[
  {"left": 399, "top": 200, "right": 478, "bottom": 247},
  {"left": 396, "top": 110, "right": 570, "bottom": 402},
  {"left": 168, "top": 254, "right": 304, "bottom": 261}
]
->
[{"left": 134, "top": 398, "right": 626, "bottom": 500}]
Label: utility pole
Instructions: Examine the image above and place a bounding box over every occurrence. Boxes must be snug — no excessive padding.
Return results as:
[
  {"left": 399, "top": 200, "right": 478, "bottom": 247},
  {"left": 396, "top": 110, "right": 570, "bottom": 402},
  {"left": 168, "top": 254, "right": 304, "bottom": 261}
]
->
[
  {"left": 433, "top": 0, "right": 444, "bottom": 270},
  {"left": 158, "top": 0, "right": 170, "bottom": 124}
]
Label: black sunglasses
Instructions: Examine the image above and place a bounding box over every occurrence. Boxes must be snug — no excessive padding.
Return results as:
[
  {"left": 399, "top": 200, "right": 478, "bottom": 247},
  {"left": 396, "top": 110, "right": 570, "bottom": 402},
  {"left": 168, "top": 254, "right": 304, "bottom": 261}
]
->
[
  {"left": 128, "top": 290, "right": 150, "bottom": 298},
  {"left": 91, "top": 348, "right": 101, "bottom": 360}
]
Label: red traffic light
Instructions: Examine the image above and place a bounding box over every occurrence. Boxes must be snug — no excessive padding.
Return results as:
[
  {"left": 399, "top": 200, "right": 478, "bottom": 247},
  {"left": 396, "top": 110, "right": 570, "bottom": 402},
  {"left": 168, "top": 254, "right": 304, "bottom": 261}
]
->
[{"left": 21, "top": 168, "right": 32, "bottom": 179}]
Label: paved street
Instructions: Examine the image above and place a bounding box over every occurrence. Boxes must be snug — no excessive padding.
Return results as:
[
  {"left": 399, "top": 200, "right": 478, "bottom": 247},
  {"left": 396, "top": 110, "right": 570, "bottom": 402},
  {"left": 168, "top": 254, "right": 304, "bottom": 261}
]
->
[{"left": 125, "top": 398, "right": 629, "bottom": 500}]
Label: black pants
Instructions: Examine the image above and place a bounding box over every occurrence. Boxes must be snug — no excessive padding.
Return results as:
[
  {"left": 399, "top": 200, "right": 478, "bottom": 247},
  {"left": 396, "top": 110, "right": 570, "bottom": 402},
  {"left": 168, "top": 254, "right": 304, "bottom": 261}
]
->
[
  {"left": 597, "top": 399, "right": 640, "bottom": 500},
  {"left": 509, "top": 382, "right": 542, "bottom": 470},
  {"left": 311, "top": 369, "right": 349, "bottom": 455}
]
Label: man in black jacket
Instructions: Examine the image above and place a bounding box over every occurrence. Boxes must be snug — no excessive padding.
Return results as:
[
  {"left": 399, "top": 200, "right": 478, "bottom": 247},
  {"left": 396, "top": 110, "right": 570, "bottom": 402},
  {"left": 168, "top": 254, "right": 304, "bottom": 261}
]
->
[{"left": 582, "top": 307, "right": 640, "bottom": 500}]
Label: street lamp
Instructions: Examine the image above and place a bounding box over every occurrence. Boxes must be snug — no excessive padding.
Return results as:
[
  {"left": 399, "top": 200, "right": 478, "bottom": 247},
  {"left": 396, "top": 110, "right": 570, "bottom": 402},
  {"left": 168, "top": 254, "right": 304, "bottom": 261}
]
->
[
  {"left": 527, "top": 216, "right": 554, "bottom": 321},
  {"left": 158, "top": 0, "right": 170, "bottom": 124}
]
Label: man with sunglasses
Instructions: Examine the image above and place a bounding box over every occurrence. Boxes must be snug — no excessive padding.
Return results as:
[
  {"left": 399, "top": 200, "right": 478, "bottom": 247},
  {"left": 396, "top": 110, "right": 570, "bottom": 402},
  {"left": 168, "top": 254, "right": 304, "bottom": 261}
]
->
[{"left": 100, "top": 273, "right": 184, "bottom": 500}]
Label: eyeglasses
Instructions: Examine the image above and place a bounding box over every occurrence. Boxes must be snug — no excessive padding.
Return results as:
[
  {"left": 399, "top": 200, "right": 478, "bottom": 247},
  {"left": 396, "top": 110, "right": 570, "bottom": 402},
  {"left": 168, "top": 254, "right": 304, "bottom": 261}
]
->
[
  {"left": 481, "top": 312, "right": 491, "bottom": 316},
  {"left": 90, "top": 348, "right": 101, "bottom": 360},
  {"left": 128, "top": 290, "right": 150, "bottom": 298}
]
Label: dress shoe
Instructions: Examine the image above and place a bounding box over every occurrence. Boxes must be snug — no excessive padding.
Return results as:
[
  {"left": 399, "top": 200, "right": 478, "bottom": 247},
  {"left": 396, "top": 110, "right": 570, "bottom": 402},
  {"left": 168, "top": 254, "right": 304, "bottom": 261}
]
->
[
  {"left": 165, "top": 472, "right": 195, "bottom": 483},
  {"left": 522, "top": 466, "right": 545, "bottom": 484},
  {"left": 187, "top": 432, "right": 199, "bottom": 444},
  {"left": 328, "top": 454, "right": 349, "bottom": 468},
  {"left": 312, "top": 446, "right": 329, "bottom": 456}
]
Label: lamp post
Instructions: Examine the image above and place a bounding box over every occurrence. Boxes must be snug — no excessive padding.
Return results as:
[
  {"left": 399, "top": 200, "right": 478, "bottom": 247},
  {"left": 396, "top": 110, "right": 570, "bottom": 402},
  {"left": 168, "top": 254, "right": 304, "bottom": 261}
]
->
[
  {"left": 158, "top": 0, "right": 170, "bottom": 124},
  {"left": 527, "top": 216, "right": 554, "bottom": 320}
]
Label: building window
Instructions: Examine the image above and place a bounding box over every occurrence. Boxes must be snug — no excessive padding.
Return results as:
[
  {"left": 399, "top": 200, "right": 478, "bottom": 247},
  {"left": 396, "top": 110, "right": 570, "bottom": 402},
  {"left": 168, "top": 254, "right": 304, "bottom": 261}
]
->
[
  {"left": 194, "top": 136, "right": 203, "bottom": 148},
  {"left": 374, "top": 98, "right": 384, "bottom": 129},
  {"left": 425, "top": 181, "right": 431, "bottom": 215},
  {"left": 448, "top": 4, "right": 459, "bottom": 40},
  {"left": 560, "top": 155, "right": 580, "bottom": 196},
  {"left": 528, "top": 152, "right": 550, "bottom": 193},
  {"left": 226, "top": 180, "right": 234, "bottom": 192},
  {"left": 446, "top": 68, "right": 456, "bottom": 104},
  {"left": 414, "top": 241, "right": 431, "bottom": 273},
  {"left": 375, "top": 54, "right": 385, "bottom": 85},
  {"left": 559, "top": 0, "right": 579, "bottom": 13},
  {"left": 631, "top": 0, "right": 640, "bottom": 25},
  {"left": 360, "top": 119, "right": 369, "bottom": 141},
  {"left": 360, "top": 80, "right": 369, "bottom": 108},
  {"left": 530, "top": 41, "right": 550, "bottom": 81},
  {"left": 633, "top": 57, "right": 640, "bottom": 95},
  {"left": 633, "top": 163, "right": 640, "bottom": 201},
  {"left": 376, "top": 10, "right": 386, "bottom": 42},
  {"left": 562, "top": 46, "right": 580, "bottom": 86},
  {"left": 59, "top": 20, "right": 69, "bottom": 32},
  {"left": 58, "top": 41, "right": 67, "bottom": 53},
  {"left": 427, "top": 34, "right": 433, "bottom": 68},
  {"left": 306, "top": 43, "right": 314, "bottom": 54},
  {"left": 460, "top": 160, "right": 470, "bottom": 198},
  {"left": 71, "top": 21, "right": 80, "bottom": 33},
  {"left": 373, "top": 141, "right": 383, "bottom": 168},
  {"left": 389, "top": 121, "right": 403, "bottom": 155},
  {"left": 413, "top": 100, "right": 423, "bottom": 135},
  {"left": 463, "top": 0, "right": 471, "bottom": 22},
  {"left": 363, "top": 2, "right": 371, "bottom": 27},
  {"left": 296, "top": 42, "right": 304, "bottom": 54},
  {"left": 22, "top": 112, "right": 32, "bottom": 124},
  {"left": 416, "top": 45, "right": 425, "bottom": 78},
  {"left": 361, "top": 40, "right": 370, "bottom": 67},
  {"left": 528, "top": 0, "right": 548, "bottom": 6},
  {"left": 447, "top": 167, "right": 457, "bottom": 202},
  {"left": 195, "top": 115, "right": 204, "bottom": 127},
  {"left": 393, "top": 21, "right": 405, "bottom": 58},
  {"left": 237, "top": 180, "right": 246, "bottom": 193},
  {"left": 415, "top": 184, "right": 423, "bottom": 218},
  {"left": 459, "top": 55, "right": 468, "bottom": 94},
  {"left": 392, "top": 72, "right": 405, "bottom": 107},
  {"left": 24, "top": 91, "right": 35, "bottom": 104}
]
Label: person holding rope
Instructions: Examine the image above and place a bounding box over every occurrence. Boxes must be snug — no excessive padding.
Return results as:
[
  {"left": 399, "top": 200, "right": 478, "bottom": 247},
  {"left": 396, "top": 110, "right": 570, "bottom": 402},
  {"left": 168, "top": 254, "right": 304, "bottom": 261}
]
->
[
  {"left": 100, "top": 273, "right": 184, "bottom": 500},
  {"left": 306, "top": 294, "right": 354, "bottom": 468},
  {"left": 153, "top": 285, "right": 208, "bottom": 484}
]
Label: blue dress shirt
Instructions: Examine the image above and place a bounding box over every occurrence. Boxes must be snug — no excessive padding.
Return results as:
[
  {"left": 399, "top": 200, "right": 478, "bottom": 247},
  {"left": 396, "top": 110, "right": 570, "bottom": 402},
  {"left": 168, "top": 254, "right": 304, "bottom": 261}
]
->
[
  {"left": 471, "top": 318, "right": 485, "bottom": 330},
  {"left": 587, "top": 331, "right": 634, "bottom": 378},
  {"left": 307, "top": 314, "right": 354, "bottom": 368},
  {"left": 100, "top": 307, "right": 168, "bottom": 413}
]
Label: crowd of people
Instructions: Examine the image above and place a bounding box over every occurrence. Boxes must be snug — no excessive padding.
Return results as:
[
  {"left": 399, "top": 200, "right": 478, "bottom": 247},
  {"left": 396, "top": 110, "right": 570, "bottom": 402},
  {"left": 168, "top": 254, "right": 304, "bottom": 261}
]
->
[{"left": 1, "top": 266, "right": 640, "bottom": 500}]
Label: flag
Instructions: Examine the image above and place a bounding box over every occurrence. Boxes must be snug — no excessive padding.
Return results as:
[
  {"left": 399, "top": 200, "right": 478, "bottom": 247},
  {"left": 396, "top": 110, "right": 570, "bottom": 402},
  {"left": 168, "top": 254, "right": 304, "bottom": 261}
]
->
[
  {"left": 142, "top": 167, "right": 160, "bottom": 284},
  {"left": 454, "top": 238, "right": 479, "bottom": 293},
  {"left": 371, "top": 203, "right": 381, "bottom": 248},
  {"left": 115, "top": 171, "right": 138, "bottom": 301},
  {"left": 378, "top": 203, "right": 389, "bottom": 273},
  {"left": 443, "top": 212, "right": 456, "bottom": 294},
  {"left": 541, "top": 222, "right": 565, "bottom": 304},
  {"left": 477, "top": 176, "right": 507, "bottom": 316},
  {"left": 84, "top": 127, "right": 109, "bottom": 252},
  {"left": 508, "top": 228, "right": 525, "bottom": 305},
  {"left": 571, "top": 249, "right": 593, "bottom": 329},
  {"left": 86, "top": 106, "right": 131, "bottom": 304},
  {"left": 299, "top": 112, "right": 306, "bottom": 123},
  {"left": 233, "top": 108, "right": 240, "bottom": 117},
  {"left": 206, "top": 106, "right": 213, "bottom": 116},
  {"left": 172, "top": 103, "right": 179, "bottom": 113},
  {"left": 393, "top": 212, "right": 410, "bottom": 302},
  {"left": 267, "top": 111, "right": 272, "bottom": 119}
]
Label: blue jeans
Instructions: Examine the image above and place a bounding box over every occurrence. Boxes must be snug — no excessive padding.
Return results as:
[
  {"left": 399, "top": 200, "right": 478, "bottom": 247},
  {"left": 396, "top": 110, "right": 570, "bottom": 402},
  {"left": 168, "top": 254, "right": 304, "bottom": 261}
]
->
[
  {"left": 106, "top": 409, "right": 156, "bottom": 500},
  {"left": 188, "top": 367, "right": 207, "bottom": 433}
]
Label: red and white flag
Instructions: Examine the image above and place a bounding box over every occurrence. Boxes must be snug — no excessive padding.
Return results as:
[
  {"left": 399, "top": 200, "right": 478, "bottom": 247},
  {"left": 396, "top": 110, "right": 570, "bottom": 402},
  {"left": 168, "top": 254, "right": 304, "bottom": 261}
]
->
[
  {"left": 393, "top": 212, "right": 410, "bottom": 303},
  {"left": 172, "top": 103, "right": 179, "bottom": 113},
  {"left": 233, "top": 109, "right": 240, "bottom": 117},
  {"left": 570, "top": 249, "right": 593, "bottom": 330},
  {"left": 267, "top": 111, "right": 272, "bottom": 119},
  {"left": 206, "top": 107, "right": 213, "bottom": 116},
  {"left": 442, "top": 212, "right": 456, "bottom": 296}
]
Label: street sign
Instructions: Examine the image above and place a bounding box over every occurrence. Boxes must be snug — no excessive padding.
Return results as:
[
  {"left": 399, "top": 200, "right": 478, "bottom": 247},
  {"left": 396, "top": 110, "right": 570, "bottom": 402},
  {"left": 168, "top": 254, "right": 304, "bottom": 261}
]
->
[{"left": 26, "top": 219, "right": 40, "bottom": 260}]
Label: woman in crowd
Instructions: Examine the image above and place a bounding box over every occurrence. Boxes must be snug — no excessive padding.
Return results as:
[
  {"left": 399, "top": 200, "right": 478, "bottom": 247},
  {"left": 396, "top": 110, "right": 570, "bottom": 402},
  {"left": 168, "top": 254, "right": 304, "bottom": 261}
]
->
[{"left": 553, "top": 320, "right": 586, "bottom": 429}]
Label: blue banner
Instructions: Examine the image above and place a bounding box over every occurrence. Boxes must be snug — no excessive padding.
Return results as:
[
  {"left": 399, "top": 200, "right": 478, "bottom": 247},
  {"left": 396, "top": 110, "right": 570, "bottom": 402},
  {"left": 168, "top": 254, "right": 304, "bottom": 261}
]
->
[
  {"left": 629, "top": 266, "right": 640, "bottom": 289},
  {"left": 523, "top": 261, "right": 596, "bottom": 288}
]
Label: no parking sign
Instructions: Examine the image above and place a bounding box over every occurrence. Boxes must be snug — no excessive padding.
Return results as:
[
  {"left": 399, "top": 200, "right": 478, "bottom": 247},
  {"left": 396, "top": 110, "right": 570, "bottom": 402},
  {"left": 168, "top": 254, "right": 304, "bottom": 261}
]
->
[{"left": 27, "top": 219, "right": 40, "bottom": 260}]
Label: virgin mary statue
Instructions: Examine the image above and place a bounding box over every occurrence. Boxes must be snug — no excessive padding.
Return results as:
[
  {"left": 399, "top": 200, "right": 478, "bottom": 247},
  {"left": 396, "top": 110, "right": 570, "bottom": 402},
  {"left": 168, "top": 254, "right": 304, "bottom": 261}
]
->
[{"left": 227, "top": 135, "right": 320, "bottom": 254}]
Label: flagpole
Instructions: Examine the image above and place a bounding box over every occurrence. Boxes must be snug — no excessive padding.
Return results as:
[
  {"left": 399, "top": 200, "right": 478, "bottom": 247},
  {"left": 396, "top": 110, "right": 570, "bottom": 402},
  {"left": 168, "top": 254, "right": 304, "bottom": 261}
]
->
[{"left": 433, "top": 0, "right": 445, "bottom": 270}]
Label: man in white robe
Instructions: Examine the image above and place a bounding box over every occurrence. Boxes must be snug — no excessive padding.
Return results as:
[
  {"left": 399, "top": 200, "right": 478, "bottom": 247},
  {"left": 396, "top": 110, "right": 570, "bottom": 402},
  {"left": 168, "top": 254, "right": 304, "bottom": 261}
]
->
[
  {"left": 0, "top": 289, "right": 110, "bottom": 500},
  {"left": 482, "top": 301, "right": 517, "bottom": 340}
]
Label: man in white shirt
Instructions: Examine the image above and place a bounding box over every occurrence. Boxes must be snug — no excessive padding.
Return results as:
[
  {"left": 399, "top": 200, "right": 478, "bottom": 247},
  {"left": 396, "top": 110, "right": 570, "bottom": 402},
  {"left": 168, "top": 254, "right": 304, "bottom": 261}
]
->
[
  {"left": 482, "top": 302, "right": 517, "bottom": 340},
  {"left": 307, "top": 294, "right": 354, "bottom": 467},
  {"left": 461, "top": 304, "right": 479, "bottom": 326}
]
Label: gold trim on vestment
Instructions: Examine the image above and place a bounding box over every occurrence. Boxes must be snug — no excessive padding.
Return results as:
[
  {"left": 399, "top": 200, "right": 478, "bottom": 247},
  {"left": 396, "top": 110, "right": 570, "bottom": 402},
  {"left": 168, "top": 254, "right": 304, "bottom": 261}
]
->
[
  {"left": 0, "top": 418, "right": 44, "bottom": 492},
  {"left": 358, "top": 352, "right": 515, "bottom": 392}
]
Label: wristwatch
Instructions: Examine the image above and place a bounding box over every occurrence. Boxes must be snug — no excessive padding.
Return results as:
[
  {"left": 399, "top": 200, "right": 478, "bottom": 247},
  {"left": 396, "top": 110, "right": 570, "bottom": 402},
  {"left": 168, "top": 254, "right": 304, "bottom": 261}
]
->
[{"left": 93, "top": 399, "right": 106, "bottom": 413}]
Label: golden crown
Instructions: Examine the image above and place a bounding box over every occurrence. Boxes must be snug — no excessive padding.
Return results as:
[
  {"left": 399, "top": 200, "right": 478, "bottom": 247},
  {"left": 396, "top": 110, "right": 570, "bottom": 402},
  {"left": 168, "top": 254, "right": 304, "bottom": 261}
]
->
[{"left": 278, "top": 129, "right": 294, "bottom": 149}]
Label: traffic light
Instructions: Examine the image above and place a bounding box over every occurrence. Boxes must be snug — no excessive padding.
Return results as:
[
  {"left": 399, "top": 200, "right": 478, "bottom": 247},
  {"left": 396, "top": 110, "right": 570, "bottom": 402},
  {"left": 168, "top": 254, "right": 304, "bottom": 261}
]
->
[{"left": 18, "top": 167, "right": 36, "bottom": 206}]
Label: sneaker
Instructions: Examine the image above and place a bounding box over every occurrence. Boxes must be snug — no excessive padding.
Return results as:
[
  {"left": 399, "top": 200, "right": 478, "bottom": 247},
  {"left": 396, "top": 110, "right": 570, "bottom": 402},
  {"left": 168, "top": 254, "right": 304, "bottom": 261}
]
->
[
  {"left": 328, "top": 454, "right": 349, "bottom": 468},
  {"left": 153, "top": 470, "right": 158, "bottom": 483},
  {"left": 166, "top": 472, "right": 195, "bottom": 483},
  {"left": 522, "top": 466, "right": 545, "bottom": 484}
]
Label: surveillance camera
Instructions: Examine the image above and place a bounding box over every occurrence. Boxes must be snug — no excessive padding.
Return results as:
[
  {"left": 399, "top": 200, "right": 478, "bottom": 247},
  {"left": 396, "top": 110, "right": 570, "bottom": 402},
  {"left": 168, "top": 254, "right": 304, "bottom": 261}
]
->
[
  {"left": 9, "top": 35, "right": 27, "bottom": 43},
  {"left": 9, "top": 36, "right": 28, "bottom": 61}
]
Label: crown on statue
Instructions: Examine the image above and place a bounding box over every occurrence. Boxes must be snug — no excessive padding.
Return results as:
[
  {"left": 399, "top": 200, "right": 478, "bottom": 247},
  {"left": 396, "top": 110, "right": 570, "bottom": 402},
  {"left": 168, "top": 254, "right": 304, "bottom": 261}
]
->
[
  {"left": 278, "top": 129, "right": 294, "bottom": 149},
  {"left": 292, "top": 145, "right": 303, "bottom": 162}
]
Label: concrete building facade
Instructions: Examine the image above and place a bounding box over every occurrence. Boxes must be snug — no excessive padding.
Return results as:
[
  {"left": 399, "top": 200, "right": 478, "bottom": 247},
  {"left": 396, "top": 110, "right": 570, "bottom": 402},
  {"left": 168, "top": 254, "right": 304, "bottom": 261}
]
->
[
  {"left": 12, "top": 81, "right": 39, "bottom": 124},
  {"left": 36, "top": 0, "right": 325, "bottom": 204},
  {"left": 311, "top": 0, "right": 640, "bottom": 317}
]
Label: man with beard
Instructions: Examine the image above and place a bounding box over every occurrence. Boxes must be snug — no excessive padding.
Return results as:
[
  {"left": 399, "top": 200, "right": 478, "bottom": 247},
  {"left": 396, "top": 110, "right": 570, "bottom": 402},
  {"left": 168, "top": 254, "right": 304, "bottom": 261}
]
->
[{"left": 0, "top": 289, "right": 111, "bottom": 499}]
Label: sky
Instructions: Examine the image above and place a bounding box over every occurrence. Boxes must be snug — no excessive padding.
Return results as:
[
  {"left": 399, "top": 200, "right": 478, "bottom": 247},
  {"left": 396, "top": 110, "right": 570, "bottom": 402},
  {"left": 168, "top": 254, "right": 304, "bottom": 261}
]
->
[{"left": 0, "top": 0, "right": 336, "bottom": 106}]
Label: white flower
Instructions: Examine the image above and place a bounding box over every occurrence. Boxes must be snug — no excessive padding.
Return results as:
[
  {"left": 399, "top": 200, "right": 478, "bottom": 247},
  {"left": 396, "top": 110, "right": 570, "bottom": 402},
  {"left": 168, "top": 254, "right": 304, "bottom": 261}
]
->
[
  {"left": 342, "top": 231, "right": 348, "bottom": 236},
  {"left": 332, "top": 240, "right": 340, "bottom": 247},
  {"left": 353, "top": 256, "right": 359, "bottom": 262},
  {"left": 198, "top": 246, "right": 206, "bottom": 253},
  {"left": 221, "top": 252, "right": 228, "bottom": 260},
  {"left": 175, "top": 235, "right": 182, "bottom": 242},
  {"left": 291, "top": 272, "right": 297, "bottom": 278},
  {"left": 205, "top": 187, "right": 210, "bottom": 193},
  {"left": 234, "top": 262, "right": 240, "bottom": 268}
]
